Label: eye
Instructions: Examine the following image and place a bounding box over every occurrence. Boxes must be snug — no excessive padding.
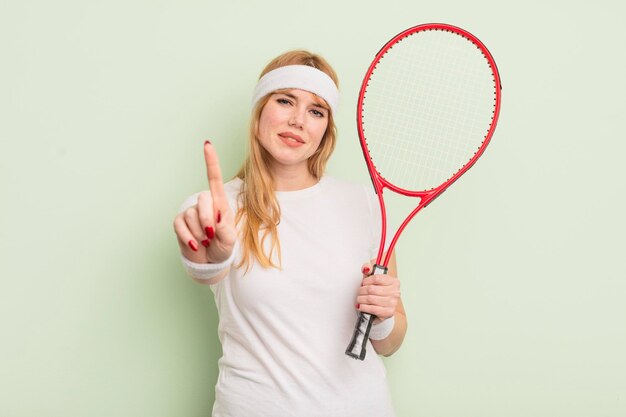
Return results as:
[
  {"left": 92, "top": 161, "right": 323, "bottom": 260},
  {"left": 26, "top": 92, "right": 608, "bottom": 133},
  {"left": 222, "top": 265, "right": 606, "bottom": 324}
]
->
[
  {"left": 310, "top": 108, "right": 326, "bottom": 118},
  {"left": 277, "top": 97, "right": 292, "bottom": 105}
]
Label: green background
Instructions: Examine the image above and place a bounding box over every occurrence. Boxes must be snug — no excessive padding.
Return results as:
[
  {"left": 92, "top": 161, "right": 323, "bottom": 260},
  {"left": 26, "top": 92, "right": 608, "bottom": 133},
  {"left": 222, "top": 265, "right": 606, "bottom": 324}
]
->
[{"left": 2, "top": 0, "right": 624, "bottom": 416}]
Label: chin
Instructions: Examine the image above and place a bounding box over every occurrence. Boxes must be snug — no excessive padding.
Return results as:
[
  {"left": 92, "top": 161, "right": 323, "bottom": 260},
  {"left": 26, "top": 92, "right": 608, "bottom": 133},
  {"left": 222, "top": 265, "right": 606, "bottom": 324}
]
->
[{"left": 272, "top": 153, "right": 310, "bottom": 167}]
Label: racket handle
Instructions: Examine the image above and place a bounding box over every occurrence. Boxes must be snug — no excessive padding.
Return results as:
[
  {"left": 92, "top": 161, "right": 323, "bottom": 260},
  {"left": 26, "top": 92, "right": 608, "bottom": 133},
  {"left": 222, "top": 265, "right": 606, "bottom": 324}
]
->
[{"left": 345, "top": 264, "right": 388, "bottom": 360}]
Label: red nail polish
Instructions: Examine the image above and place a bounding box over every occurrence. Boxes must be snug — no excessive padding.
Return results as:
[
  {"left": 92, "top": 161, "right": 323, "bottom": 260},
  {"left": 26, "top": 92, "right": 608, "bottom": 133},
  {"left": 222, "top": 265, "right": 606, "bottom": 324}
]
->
[
  {"left": 201, "top": 239, "right": 210, "bottom": 248},
  {"left": 205, "top": 226, "right": 215, "bottom": 239},
  {"left": 217, "top": 210, "right": 221, "bottom": 224},
  {"left": 188, "top": 240, "right": 198, "bottom": 251},
  {"left": 355, "top": 304, "right": 360, "bottom": 309},
  {"left": 362, "top": 267, "right": 370, "bottom": 274},
  {"left": 205, "top": 140, "right": 211, "bottom": 145}
]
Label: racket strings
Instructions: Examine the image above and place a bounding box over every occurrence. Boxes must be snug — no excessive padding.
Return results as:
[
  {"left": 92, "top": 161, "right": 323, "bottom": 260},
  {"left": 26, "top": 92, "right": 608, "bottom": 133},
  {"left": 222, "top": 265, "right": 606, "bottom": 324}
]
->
[{"left": 362, "top": 29, "right": 497, "bottom": 191}]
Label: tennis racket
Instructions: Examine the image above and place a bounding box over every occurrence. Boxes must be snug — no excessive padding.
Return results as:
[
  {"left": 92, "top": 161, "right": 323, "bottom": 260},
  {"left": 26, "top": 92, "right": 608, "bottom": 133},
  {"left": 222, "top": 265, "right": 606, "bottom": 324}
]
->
[{"left": 345, "top": 23, "right": 502, "bottom": 360}]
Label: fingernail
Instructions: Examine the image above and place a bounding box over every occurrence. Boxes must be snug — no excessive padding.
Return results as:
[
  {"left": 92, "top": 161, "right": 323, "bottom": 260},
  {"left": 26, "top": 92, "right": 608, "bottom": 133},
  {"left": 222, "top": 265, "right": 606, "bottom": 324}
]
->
[
  {"left": 188, "top": 240, "right": 198, "bottom": 251},
  {"left": 205, "top": 226, "right": 215, "bottom": 239},
  {"left": 355, "top": 304, "right": 360, "bottom": 309},
  {"left": 205, "top": 140, "right": 211, "bottom": 145},
  {"left": 217, "top": 210, "right": 221, "bottom": 224},
  {"left": 362, "top": 267, "right": 370, "bottom": 274},
  {"left": 201, "top": 239, "right": 210, "bottom": 248}
]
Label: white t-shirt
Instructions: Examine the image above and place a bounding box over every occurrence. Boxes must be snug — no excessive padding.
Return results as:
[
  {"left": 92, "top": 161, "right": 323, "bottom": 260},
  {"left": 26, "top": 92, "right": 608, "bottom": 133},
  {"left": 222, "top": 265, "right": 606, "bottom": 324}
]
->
[{"left": 180, "top": 176, "right": 395, "bottom": 417}]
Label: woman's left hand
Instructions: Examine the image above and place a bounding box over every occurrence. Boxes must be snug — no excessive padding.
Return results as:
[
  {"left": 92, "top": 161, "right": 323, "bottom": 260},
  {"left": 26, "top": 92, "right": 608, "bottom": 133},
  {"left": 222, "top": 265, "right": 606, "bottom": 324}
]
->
[{"left": 356, "top": 262, "right": 401, "bottom": 322}]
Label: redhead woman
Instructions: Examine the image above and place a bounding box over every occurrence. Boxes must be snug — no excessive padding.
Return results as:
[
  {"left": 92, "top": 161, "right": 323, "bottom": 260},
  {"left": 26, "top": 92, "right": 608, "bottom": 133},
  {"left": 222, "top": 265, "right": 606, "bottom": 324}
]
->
[{"left": 173, "top": 50, "right": 407, "bottom": 417}]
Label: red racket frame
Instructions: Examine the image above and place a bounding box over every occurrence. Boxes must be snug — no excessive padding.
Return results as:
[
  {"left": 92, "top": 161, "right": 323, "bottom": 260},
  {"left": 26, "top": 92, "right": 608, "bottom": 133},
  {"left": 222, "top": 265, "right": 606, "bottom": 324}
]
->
[{"left": 358, "top": 23, "right": 502, "bottom": 268}]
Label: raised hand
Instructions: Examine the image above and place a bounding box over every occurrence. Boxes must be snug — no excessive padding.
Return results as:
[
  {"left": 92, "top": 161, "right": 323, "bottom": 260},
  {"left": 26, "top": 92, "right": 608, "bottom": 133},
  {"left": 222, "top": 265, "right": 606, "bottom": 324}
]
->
[{"left": 173, "top": 141, "right": 237, "bottom": 264}]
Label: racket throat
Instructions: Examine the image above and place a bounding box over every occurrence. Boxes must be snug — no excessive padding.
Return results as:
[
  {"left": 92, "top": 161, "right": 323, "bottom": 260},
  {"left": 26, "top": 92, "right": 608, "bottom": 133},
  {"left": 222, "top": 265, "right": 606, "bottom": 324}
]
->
[{"left": 372, "top": 263, "right": 388, "bottom": 275}]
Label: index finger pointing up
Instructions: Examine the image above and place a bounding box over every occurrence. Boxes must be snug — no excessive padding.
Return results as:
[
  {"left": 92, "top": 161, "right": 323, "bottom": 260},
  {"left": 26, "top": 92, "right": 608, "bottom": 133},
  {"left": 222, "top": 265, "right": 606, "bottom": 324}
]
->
[{"left": 204, "top": 141, "right": 227, "bottom": 202}]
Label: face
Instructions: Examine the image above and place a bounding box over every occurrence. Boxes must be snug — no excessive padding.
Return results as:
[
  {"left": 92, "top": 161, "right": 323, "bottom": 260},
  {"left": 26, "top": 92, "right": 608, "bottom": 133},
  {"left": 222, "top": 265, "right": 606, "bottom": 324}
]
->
[{"left": 257, "top": 89, "right": 330, "bottom": 173}]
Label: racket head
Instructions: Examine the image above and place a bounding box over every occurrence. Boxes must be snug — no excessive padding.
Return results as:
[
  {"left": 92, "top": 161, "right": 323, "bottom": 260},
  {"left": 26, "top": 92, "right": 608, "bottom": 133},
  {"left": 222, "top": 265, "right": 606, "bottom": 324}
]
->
[{"left": 358, "top": 23, "right": 502, "bottom": 198}]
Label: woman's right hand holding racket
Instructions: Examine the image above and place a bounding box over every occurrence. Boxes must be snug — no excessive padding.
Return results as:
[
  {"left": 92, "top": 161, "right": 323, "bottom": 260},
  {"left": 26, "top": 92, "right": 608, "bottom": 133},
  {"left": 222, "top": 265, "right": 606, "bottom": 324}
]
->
[{"left": 173, "top": 141, "right": 236, "bottom": 264}]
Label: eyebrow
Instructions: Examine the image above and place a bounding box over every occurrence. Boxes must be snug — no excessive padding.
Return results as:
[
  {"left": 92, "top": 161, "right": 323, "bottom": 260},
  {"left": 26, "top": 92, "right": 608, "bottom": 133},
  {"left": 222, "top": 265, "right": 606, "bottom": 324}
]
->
[{"left": 278, "top": 92, "right": 329, "bottom": 110}]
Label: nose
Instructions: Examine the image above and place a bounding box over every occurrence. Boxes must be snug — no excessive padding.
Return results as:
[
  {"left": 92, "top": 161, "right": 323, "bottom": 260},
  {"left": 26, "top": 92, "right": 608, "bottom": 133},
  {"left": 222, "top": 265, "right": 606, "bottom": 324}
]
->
[{"left": 288, "top": 107, "right": 305, "bottom": 129}]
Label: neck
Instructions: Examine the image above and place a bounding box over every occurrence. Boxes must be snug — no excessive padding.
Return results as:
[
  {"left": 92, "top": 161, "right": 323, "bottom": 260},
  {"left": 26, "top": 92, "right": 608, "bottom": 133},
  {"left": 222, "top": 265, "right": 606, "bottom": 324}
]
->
[{"left": 271, "top": 164, "right": 318, "bottom": 191}]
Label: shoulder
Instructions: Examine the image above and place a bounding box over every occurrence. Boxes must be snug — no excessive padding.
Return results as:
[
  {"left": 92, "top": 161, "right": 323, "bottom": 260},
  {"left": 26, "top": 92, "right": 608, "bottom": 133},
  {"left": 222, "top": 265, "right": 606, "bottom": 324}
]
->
[
  {"left": 320, "top": 175, "right": 374, "bottom": 202},
  {"left": 320, "top": 175, "right": 368, "bottom": 193},
  {"left": 320, "top": 176, "right": 381, "bottom": 222}
]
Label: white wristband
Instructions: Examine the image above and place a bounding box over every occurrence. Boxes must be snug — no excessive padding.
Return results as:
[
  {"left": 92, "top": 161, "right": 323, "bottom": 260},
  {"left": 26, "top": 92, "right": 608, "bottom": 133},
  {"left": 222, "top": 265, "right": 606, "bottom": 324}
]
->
[
  {"left": 180, "top": 249, "right": 235, "bottom": 280},
  {"left": 368, "top": 316, "right": 395, "bottom": 340}
]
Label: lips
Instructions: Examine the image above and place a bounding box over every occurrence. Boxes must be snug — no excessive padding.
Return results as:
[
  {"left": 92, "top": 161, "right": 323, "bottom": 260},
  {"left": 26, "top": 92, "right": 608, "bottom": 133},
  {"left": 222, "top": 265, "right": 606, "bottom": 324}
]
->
[{"left": 278, "top": 131, "right": 304, "bottom": 144}]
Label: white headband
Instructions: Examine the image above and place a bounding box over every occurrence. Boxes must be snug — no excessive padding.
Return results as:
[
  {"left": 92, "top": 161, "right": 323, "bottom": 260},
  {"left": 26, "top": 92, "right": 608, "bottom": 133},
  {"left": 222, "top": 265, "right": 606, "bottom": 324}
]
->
[{"left": 251, "top": 65, "right": 339, "bottom": 114}]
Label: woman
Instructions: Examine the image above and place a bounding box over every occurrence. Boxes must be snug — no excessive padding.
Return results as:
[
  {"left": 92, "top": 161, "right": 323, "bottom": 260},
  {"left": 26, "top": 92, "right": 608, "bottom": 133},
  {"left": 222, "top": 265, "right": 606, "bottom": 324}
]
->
[{"left": 173, "top": 50, "right": 407, "bottom": 417}]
